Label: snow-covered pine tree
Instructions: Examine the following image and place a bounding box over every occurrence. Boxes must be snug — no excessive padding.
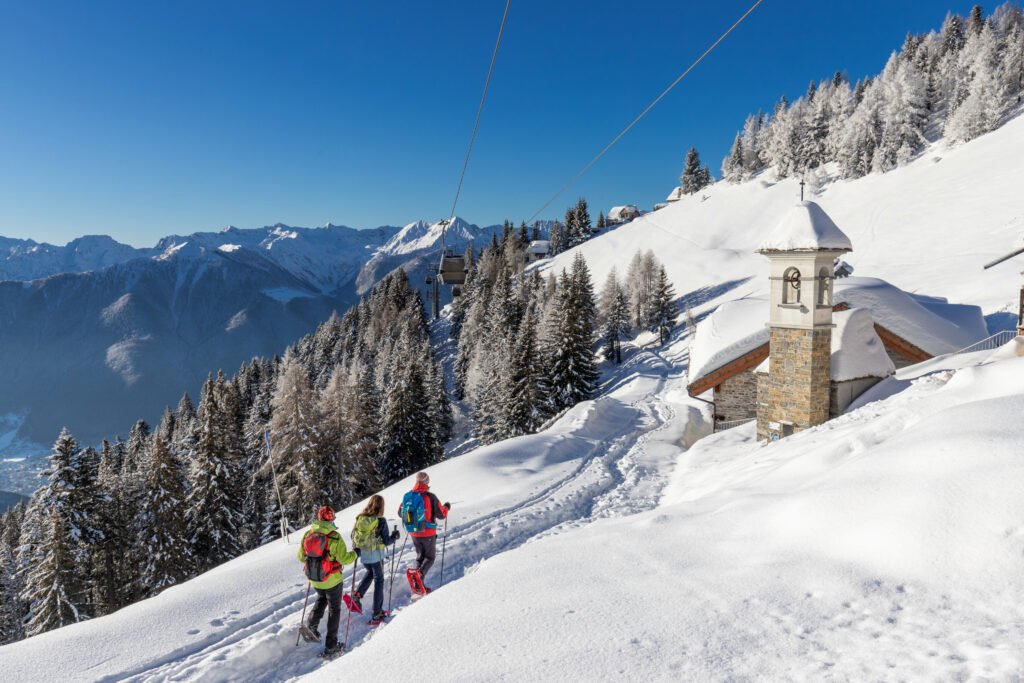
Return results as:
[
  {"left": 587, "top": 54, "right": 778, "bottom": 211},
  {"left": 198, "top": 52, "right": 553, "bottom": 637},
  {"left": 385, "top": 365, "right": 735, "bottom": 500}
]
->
[
  {"left": 499, "top": 310, "right": 544, "bottom": 437},
  {"left": 650, "top": 265, "right": 679, "bottom": 345},
  {"left": 124, "top": 419, "right": 151, "bottom": 475},
  {"left": 548, "top": 220, "right": 565, "bottom": 256},
  {"left": 92, "top": 438, "right": 132, "bottom": 614},
  {"left": 946, "top": 23, "right": 1007, "bottom": 142},
  {"left": 69, "top": 444, "right": 104, "bottom": 614},
  {"left": 679, "top": 146, "right": 705, "bottom": 194},
  {"left": 316, "top": 366, "right": 361, "bottom": 509},
  {"left": 723, "top": 133, "right": 745, "bottom": 181},
  {"left": 0, "top": 506, "right": 26, "bottom": 644},
  {"left": 23, "top": 509, "right": 81, "bottom": 637},
  {"left": 377, "top": 343, "right": 435, "bottom": 481},
  {"left": 187, "top": 374, "right": 244, "bottom": 571},
  {"left": 269, "top": 353, "right": 322, "bottom": 525},
  {"left": 571, "top": 198, "right": 592, "bottom": 247},
  {"left": 599, "top": 267, "right": 631, "bottom": 363},
  {"left": 542, "top": 255, "right": 598, "bottom": 411},
  {"left": 141, "top": 425, "right": 188, "bottom": 594}
]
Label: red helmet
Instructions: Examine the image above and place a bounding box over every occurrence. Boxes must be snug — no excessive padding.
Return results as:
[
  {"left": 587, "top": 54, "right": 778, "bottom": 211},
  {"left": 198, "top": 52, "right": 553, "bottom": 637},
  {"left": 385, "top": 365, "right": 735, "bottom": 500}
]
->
[{"left": 317, "top": 506, "right": 335, "bottom": 522}]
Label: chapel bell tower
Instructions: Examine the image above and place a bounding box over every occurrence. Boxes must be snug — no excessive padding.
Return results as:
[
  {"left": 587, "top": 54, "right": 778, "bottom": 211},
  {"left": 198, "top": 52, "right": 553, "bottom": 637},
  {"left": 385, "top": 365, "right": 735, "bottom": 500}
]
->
[{"left": 756, "top": 201, "right": 853, "bottom": 441}]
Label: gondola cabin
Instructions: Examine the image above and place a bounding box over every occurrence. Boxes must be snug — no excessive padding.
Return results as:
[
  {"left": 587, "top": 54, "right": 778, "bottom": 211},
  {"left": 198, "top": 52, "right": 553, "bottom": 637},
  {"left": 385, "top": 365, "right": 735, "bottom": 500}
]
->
[{"left": 438, "top": 251, "right": 467, "bottom": 286}]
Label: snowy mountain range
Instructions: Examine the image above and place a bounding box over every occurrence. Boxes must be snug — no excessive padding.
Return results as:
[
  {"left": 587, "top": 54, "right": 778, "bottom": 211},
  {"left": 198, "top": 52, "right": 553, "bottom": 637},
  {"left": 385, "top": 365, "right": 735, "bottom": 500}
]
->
[{"left": 0, "top": 218, "right": 511, "bottom": 486}]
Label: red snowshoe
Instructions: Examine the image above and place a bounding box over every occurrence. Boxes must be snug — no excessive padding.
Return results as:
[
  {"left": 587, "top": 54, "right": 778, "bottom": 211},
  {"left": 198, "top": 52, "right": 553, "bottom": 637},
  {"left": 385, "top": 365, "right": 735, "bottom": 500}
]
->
[
  {"left": 368, "top": 610, "right": 390, "bottom": 626},
  {"left": 406, "top": 568, "right": 427, "bottom": 596},
  {"left": 343, "top": 592, "right": 363, "bottom": 615}
]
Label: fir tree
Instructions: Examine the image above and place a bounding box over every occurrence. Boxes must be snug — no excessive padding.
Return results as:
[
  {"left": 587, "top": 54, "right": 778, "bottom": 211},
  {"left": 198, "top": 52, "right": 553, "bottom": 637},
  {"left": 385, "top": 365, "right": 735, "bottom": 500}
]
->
[
  {"left": 542, "top": 255, "right": 598, "bottom": 410},
  {"left": 23, "top": 510, "right": 81, "bottom": 637},
  {"left": 723, "top": 133, "right": 745, "bottom": 181},
  {"left": 679, "top": 146, "right": 705, "bottom": 194},
  {"left": 517, "top": 221, "right": 529, "bottom": 245},
  {"left": 141, "top": 428, "right": 189, "bottom": 594},
  {"left": 187, "top": 374, "right": 243, "bottom": 571},
  {"left": 650, "top": 265, "right": 679, "bottom": 345},
  {"left": 269, "top": 354, "right": 322, "bottom": 524},
  {"left": 599, "top": 268, "right": 631, "bottom": 364},
  {"left": 499, "top": 311, "right": 544, "bottom": 437}
]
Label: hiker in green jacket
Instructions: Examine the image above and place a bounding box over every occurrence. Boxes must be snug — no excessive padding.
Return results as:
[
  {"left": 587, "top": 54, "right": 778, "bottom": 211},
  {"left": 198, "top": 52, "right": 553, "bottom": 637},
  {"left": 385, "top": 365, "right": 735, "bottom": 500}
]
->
[{"left": 297, "top": 506, "right": 358, "bottom": 656}]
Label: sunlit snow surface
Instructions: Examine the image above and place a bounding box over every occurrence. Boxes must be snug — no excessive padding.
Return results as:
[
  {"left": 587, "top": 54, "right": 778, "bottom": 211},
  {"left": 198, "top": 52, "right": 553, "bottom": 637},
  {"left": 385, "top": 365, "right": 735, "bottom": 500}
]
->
[{"left": 3, "top": 114, "right": 1024, "bottom": 682}]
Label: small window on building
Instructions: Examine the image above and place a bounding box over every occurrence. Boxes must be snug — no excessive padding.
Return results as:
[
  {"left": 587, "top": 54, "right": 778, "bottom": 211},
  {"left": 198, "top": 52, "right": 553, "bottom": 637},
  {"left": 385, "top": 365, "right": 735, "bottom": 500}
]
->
[
  {"left": 783, "top": 267, "right": 801, "bottom": 304},
  {"left": 817, "top": 267, "right": 831, "bottom": 306}
]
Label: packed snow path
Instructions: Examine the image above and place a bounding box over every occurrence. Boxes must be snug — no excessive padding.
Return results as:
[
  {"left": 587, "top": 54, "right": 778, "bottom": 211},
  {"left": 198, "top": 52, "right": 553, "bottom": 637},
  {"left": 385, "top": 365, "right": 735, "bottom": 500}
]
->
[
  {"left": 0, "top": 336, "right": 706, "bottom": 683},
  {"left": 132, "top": 344, "right": 702, "bottom": 683}
]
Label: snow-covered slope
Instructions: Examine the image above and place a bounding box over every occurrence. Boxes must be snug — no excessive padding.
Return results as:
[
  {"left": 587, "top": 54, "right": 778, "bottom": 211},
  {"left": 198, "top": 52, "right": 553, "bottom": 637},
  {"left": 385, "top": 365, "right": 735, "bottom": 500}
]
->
[
  {"left": 4, "top": 318, "right": 1024, "bottom": 680},
  {"left": 0, "top": 335, "right": 704, "bottom": 681},
  {"left": 542, "top": 112, "right": 1024, "bottom": 327}
]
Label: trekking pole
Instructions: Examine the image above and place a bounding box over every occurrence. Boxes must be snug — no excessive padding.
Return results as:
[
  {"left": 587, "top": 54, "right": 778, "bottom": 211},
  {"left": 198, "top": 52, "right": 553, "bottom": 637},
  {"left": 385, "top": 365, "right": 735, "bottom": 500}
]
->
[
  {"left": 439, "top": 515, "right": 449, "bottom": 588},
  {"left": 388, "top": 534, "right": 408, "bottom": 613},
  {"left": 295, "top": 583, "right": 311, "bottom": 647},
  {"left": 343, "top": 564, "right": 357, "bottom": 650}
]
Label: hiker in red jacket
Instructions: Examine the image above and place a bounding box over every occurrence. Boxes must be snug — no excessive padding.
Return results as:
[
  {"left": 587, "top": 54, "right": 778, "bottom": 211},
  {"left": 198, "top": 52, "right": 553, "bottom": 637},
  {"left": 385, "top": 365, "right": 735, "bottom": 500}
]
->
[{"left": 398, "top": 471, "right": 449, "bottom": 593}]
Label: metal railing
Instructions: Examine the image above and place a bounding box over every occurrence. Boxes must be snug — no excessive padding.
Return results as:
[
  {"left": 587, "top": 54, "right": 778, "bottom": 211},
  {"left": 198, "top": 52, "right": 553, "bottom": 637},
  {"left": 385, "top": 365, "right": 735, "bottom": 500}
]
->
[
  {"left": 714, "top": 417, "right": 755, "bottom": 433},
  {"left": 956, "top": 330, "right": 1018, "bottom": 355}
]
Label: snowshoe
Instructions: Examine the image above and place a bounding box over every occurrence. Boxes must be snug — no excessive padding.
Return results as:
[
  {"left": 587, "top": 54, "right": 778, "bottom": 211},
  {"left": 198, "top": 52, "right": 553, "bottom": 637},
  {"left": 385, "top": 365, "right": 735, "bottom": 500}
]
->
[
  {"left": 299, "top": 624, "right": 321, "bottom": 643},
  {"left": 406, "top": 568, "right": 426, "bottom": 596},
  {"left": 368, "top": 610, "right": 390, "bottom": 626},
  {"left": 343, "top": 592, "right": 363, "bottom": 615},
  {"left": 319, "top": 642, "right": 344, "bottom": 660}
]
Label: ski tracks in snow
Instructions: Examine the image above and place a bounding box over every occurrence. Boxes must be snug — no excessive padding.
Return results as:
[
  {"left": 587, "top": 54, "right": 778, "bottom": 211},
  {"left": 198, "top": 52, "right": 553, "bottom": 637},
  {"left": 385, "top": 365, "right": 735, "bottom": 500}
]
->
[{"left": 126, "top": 345, "right": 702, "bottom": 683}]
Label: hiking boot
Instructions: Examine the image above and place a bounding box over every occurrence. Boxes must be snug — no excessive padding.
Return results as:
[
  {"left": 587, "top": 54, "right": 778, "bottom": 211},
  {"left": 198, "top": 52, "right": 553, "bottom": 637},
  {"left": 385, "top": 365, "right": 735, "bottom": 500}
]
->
[
  {"left": 320, "top": 642, "right": 344, "bottom": 659},
  {"left": 369, "top": 610, "right": 389, "bottom": 625}
]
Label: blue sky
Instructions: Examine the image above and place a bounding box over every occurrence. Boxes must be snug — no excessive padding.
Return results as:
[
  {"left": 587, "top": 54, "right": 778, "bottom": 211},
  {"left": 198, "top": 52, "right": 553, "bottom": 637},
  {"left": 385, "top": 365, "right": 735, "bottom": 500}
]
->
[{"left": 0, "top": 1, "right": 980, "bottom": 246}]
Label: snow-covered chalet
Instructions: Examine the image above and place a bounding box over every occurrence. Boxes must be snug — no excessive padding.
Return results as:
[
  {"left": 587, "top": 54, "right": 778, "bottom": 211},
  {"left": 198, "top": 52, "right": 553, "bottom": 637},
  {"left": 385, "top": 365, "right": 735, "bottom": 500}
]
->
[{"left": 687, "top": 201, "right": 986, "bottom": 437}]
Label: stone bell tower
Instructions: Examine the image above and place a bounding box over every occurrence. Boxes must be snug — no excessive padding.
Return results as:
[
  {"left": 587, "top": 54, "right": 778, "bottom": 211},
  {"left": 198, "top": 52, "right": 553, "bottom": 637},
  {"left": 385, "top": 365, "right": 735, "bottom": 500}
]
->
[{"left": 756, "top": 201, "right": 852, "bottom": 441}]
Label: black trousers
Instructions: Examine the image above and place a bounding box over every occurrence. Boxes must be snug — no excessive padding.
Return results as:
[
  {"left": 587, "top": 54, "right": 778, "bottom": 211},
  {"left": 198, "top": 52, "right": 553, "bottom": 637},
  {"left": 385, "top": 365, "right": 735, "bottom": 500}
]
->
[
  {"left": 356, "top": 561, "right": 385, "bottom": 614},
  {"left": 308, "top": 582, "right": 343, "bottom": 648},
  {"left": 413, "top": 535, "right": 437, "bottom": 580}
]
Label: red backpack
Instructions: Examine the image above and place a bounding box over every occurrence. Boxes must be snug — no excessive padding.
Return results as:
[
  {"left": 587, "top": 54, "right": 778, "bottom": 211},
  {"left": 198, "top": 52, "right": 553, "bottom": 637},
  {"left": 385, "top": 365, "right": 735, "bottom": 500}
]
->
[{"left": 303, "top": 530, "right": 340, "bottom": 582}]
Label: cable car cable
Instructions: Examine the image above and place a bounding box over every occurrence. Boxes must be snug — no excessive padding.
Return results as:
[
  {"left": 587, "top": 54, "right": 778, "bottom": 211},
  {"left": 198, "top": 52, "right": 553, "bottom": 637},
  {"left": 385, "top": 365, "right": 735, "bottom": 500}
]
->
[
  {"left": 439, "top": 0, "right": 512, "bottom": 264},
  {"left": 525, "top": 0, "right": 765, "bottom": 225}
]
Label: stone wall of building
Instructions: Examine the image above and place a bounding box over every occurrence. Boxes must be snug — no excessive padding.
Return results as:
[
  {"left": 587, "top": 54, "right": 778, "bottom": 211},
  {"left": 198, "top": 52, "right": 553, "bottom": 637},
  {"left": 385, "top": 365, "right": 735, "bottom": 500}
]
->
[
  {"left": 714, "top": 370, "right": 759, "bottom": 424},
  {"left": 757, "top": 326, "right": 832, "bottom": 441}
]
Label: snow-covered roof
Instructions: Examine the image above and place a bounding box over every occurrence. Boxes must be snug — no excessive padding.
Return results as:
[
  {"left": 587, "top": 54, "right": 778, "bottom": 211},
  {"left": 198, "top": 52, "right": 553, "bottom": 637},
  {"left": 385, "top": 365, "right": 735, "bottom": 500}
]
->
[
  {"left": 608, "top": 205, "right": 640, "bottom": 221},
  {"left": 752, "top": 308, "right": 894, "bottom": 381},
  {"left": 687, "top": 276, "right": 983, "bottom": 389},
  {"left": 665, "top": 187, "right": 683, "bottom": 202},
  {"left": 834, "top": 277, "right": 982, "bottom": 355},
  {"left": 687, "top": 297, "right": 770, "bottom": 386},
  {"left": 528, "top": 240, "right": 550, "bottom": 254},
  {"left": 830, "top": 308, "right": 895, "bottom": 381},
  {"left": 758, "top": 201, "right": 853, "bottom": 253}
]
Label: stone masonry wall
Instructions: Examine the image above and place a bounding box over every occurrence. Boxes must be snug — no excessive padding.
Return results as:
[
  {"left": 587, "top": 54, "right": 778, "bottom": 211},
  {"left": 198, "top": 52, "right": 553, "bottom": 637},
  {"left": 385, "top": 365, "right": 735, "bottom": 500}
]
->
[
  {"left": 757, "top": 326, "right": 832, "bottom": 441},
  {"left": 714, "top": 370, "right": 759, "bottom": 424}
]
